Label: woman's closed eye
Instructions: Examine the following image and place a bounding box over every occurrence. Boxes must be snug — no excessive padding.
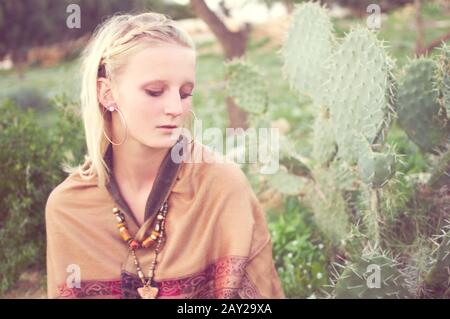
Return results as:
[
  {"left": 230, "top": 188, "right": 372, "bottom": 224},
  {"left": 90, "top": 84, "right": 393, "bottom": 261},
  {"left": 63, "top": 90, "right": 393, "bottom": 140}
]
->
[
  {"left": 145, "top": 90, "right": 193, "bottom": 99},
  {"left": 145, "top": 90, "right": 163, "bottom": 97}
]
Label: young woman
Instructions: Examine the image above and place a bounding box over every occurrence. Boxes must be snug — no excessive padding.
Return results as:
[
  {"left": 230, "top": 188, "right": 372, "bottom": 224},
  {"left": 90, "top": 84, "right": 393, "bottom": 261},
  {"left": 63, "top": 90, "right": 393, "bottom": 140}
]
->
[{"left": 45, "top": 12, "right": 284, "bottom": 299}]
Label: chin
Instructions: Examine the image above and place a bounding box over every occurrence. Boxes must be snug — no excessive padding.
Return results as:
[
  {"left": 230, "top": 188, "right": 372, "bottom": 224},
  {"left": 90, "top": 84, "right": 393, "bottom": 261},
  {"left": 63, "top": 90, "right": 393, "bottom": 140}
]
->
[{"left": 143, "top": 134, "right": 181, "bottom": 149}]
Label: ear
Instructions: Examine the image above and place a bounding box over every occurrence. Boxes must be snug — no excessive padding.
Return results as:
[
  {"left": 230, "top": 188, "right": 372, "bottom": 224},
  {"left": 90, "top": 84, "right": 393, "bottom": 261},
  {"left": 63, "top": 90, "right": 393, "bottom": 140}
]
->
[{"left": 97, "top": 77, "right": 116, "bottom": 109}]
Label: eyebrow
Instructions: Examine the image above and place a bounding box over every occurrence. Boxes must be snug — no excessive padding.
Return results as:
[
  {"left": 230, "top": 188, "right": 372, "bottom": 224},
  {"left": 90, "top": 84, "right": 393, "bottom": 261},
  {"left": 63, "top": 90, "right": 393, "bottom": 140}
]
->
[{"left": 140, "top": 80, "right": 195, "bottom": 88}]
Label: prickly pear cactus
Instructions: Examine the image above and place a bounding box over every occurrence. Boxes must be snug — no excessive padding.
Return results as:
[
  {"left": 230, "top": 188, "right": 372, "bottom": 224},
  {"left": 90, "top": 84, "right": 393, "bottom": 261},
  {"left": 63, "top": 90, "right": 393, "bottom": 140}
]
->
[
  {"left": 325, "top": 28, "right": 395, "bottom": 163},
  {"left": 225, "top": 59, "right": 268, "bottom": 114},
  {"left": 312, "top": 106, "right": 337, "bottom": 166},
  {"left": 422, "top": 226, "right": 450, "bottom": 298},
  {"left": 267, "top": 169, "right": 306, "bottom": 196},
  {"left": 437, "top": 44, "right": 450, "bottom": 115},
  {"left": 281, "top": 3, "right": 395, "bottom": 167},
  {"left": 427, "top": 148, "right": 450, "bottom": 189},
  {"left": 396, "top": 58, "right": 448, "bottom": 153},
  {"left": 334, "top": 251, "right": 412, "bottom": 299},
  {"left": 306, "top": 164, "right": 353, "bottom": 245},
  {"left": 281, "top": 2, "right": 334, "bottom": 103},
  {"left": 357, "top": 138, "right": 396, "bottom": 189}
]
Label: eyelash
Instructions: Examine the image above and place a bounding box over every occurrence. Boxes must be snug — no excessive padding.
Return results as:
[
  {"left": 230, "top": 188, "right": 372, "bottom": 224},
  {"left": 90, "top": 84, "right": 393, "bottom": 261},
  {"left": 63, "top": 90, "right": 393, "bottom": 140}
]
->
[{"left": 145, "top": 90, "right": 193, "bottom": 99}]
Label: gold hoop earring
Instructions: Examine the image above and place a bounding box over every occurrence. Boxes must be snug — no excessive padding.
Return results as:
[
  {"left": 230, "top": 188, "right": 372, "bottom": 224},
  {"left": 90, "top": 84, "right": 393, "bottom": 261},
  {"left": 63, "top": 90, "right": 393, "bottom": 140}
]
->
[
  {"left": 189, "top": 109, "right": 198, "bottom": 121},
  {"left": 182, "top": 109, "right": 197, "bottom": 145},
  {"left": 103, "top": 104, "right": 128, "bottom": 146}
]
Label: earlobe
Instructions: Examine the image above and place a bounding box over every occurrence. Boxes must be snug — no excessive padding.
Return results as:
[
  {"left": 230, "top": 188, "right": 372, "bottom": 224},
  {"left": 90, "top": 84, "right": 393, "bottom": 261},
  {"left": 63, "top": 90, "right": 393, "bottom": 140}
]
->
[{"left": 107, "top": 103, "right": 117, "bottom": 112}]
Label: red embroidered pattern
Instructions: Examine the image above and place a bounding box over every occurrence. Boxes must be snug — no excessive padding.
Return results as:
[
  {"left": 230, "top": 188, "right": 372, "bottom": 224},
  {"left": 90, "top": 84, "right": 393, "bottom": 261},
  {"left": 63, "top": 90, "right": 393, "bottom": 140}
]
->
[
  {"left": 57, "top": 280, "right": 121, "bottom": 298},
  {"left": 55, "top": 256, "right": 260, "bottom": 299},
  {"left": 158, "top": 255, "right": 258, "bottom": 298}
]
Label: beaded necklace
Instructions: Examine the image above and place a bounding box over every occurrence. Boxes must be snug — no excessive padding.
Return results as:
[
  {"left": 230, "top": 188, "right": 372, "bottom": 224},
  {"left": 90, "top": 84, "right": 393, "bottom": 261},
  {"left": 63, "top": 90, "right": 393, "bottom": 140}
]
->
[{"left": 112, "top": 201, "right": 168, "bottom": 299}]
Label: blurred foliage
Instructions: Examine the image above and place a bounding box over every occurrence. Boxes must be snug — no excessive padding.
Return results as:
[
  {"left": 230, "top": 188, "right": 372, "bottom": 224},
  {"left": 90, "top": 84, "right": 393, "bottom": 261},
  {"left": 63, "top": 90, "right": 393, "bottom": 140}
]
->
[
  {"left": 0, "top": 0, "right": 145, "bottom": 62},
  {"left": 0, "top": 96, "right": 85, "bottom": 294},
  {"left": 143, "top": 0, "right": 195, "bottom": 20},
  {"left": 0, "top": 0, "right": 195, "bottom": 64},
  {"left": 327, "top": 0, "right": 414, "bottom": 13}
]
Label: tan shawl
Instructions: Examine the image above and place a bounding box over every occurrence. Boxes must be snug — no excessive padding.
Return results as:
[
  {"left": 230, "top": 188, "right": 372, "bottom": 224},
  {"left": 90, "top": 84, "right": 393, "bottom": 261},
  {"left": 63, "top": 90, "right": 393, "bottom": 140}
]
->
[{"left": 45, "top": 137, "right": 285, "bottom": 299}]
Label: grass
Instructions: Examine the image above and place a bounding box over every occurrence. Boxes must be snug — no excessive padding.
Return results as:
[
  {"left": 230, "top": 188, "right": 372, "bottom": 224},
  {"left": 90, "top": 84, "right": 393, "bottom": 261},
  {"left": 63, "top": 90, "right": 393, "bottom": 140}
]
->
[{"left": 0, "top": 59, "right": 81, "bottom": 102}]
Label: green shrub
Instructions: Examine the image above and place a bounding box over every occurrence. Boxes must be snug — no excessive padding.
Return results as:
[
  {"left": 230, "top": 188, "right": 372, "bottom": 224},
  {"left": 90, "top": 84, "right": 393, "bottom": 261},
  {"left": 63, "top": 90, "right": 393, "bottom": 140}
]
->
[{"left": 0, "top": 96, "right": 84, "bottom": 294}]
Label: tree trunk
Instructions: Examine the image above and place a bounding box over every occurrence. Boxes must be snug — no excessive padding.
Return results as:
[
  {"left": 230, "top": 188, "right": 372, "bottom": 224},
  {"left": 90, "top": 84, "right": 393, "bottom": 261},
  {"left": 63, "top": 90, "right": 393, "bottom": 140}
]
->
[
  {"left": 190, "top": 0, "right": 250, "bottom": 129},
  {"left": 283, "top": 0, "right": 294, "bottom": 14},
  {"left": 415, "top": 0, "right": 425, "bottom": 56},
  {"left": 12, "top": 49, "right": 28, "bottom": 79},
  {"left": 416, "top": 32, "right": 450, "bottom": 56}
]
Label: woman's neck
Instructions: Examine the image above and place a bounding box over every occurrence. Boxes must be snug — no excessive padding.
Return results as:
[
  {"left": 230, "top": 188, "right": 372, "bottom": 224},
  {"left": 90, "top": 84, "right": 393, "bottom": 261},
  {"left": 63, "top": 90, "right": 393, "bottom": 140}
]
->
[{"left": 111, "top": 139, "right": 169, "bottom": 194}]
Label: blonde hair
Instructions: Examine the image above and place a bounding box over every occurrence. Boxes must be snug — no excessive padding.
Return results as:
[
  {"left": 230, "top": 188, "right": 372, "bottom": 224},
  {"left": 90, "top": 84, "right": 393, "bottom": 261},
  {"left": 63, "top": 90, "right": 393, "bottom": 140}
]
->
[{"left": 67, "top": 12, "right": 196, "bottom": 187}]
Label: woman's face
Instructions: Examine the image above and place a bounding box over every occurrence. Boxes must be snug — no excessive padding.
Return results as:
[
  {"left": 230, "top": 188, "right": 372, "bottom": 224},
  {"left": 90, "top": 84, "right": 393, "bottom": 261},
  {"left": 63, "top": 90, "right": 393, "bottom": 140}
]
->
[{"left": 101, "top": 42, "right": 196, "bottom": 149}]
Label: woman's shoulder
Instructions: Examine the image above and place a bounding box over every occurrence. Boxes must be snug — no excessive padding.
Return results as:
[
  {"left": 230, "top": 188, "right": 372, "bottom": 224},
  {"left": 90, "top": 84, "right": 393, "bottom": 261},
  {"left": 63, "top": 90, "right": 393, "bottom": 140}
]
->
[
  {"left": 185, "top": 141, "right": 252, "bottom": 192},
  {"left": 183, "top": 142, "right": 263, "bottom": 222},
  {"left": 45, "top": 166, "right": 99, "bottom": 219}
]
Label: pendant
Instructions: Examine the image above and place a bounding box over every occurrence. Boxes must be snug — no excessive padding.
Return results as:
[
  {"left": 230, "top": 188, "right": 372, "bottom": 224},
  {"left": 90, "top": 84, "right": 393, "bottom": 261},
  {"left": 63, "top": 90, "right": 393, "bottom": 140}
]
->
[{"left": 137, "top": 285, "right": 159, "bottom": 299}]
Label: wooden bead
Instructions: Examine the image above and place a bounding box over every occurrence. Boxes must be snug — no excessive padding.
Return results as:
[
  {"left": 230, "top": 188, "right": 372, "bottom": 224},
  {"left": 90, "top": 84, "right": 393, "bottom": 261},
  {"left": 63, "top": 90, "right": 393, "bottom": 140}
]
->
[
  {"left": 152, "top": 230, "right": 160, "bottom": 238},
  {"left": 116, "top": 222, "right": 126, "bottom": 229},
  {"left": 129, "top": 239, "right": 140, "bottom": 250},
  {"left": 150, "top": 233, "right": 159, "bottom": 241},
  {"left": 119, "top": 228, "right": 131, "bottom": 242},
  {"left": 142, "top": 236, "right": 156, "bottom": 248}
]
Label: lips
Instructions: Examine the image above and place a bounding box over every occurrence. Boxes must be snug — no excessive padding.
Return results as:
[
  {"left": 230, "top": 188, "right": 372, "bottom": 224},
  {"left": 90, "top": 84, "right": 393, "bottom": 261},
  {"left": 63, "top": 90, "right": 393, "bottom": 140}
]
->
[{"left": 157, "top": 125, "right": 178, "bottom": 129}]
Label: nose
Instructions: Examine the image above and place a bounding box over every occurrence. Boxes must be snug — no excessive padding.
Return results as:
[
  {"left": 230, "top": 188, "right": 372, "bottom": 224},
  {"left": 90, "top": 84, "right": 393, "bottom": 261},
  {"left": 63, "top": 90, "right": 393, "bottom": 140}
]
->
[{"left": 164, "top": 92, "right": 184, "bottom": 117}]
